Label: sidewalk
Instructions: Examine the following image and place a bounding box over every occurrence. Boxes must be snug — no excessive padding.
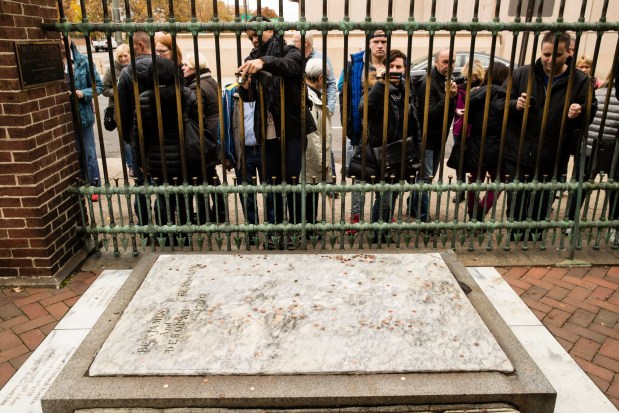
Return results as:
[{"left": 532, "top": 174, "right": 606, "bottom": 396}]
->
[{"left": 1, "top": 260, "right": 618, "bottom": 409}]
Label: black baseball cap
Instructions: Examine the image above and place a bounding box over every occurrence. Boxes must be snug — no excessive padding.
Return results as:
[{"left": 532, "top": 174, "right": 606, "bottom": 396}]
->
[{"left": 368, "top": 30, "right": 388, "bottom": 39}]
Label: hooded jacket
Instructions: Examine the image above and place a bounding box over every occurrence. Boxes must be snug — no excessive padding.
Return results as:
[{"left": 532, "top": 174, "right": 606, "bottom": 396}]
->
[
  {"left": 503, "top": 57, "right": 594, "bottom": 174},
  {"left": 117, "top": 54, "right": 154, "bottom": 143}
]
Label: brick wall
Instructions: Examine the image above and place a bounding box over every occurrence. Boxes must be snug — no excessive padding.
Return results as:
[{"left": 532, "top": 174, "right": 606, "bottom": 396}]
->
[{"left": 0, "top": 0, "right": 84, "bottom": 283}]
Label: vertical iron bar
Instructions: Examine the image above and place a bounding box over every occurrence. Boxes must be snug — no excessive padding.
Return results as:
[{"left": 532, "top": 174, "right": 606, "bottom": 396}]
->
[
  {"left": 212, "top": 0, "right": 228, "bottom": 184},
  {"left": 339, "top": 0, "right": 350, "bottom": 250}
]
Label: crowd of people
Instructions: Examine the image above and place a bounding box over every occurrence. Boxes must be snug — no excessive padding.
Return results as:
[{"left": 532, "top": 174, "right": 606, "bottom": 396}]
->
[{"left": 67, "top": 28, "right": 619, "bottom": 246}]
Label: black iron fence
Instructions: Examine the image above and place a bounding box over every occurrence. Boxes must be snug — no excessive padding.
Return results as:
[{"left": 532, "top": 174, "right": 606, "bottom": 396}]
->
[{"left": 44, "top": 0, "right": 619, "bottom": 257}]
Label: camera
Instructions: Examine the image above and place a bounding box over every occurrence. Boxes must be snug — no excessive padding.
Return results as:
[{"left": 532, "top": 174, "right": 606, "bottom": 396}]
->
[
  {"left": 235, "top": 71, "right": 246, "bottom": 84},
  {"left": 376, "top": 72, "right": 403, "bottom": 81}
]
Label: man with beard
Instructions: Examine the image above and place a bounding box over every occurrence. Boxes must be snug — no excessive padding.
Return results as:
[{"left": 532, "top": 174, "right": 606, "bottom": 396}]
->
[{"left": 503, "top": 31, "right": 594, "bottom": 241}]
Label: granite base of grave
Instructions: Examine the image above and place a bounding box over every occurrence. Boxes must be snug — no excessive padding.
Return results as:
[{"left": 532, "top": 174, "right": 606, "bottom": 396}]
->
[{"left": 41, "top": 251, "right": 556, "bottom": 413}]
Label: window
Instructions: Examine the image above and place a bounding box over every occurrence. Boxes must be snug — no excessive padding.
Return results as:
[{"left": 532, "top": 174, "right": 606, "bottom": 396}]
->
[{"left": 508, "top": 0, "right": 555, "bottom": 17}]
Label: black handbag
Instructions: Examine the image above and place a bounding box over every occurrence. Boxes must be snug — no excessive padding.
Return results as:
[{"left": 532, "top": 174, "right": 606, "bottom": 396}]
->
[
  {"left": 372, "top": 137, "right": 421, "bottom": 179},
  {"left": 347, "top": 145, "right": 378, "bottom": 179},
  {"left": 183, "top": 114, "right": 221, "bottom": 167},
  {"left": 103, "top": 105, "right": 116, "bottom": 131},
  {"left": 447, "top": 140, "right": 462, "bottom": 169}
]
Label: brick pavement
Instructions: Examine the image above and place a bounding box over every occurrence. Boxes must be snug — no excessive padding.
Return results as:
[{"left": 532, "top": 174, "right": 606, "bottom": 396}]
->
[
  {"left": 498, "top": 266, "right": 619, "bottom": 408},
  {"left": 0, "top": 265, "right": 618, "bottom": 409}
]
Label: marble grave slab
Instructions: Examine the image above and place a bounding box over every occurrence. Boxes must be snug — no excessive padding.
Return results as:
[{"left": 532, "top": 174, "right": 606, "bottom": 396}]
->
[{"left": 89, "top": 254, "right": 513, "bottom": 376}]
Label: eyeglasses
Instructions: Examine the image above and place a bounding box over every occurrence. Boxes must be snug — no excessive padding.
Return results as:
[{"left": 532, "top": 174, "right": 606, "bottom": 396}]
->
[{"left": 155, "top": 48, "right": 170, "bottom": 55}]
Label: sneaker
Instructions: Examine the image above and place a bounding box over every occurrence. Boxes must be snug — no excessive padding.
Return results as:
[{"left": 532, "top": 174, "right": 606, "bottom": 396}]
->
[
  {"left": 91, "top": 194, "right": 99, "bottom": 202},
  {"left": 346, "top": 214, "right": 360, "bottom": 235},
  {"left": 128, "top": 167, "right": 137, "bottom": 178},
  {"left": 610, "top": 229, "right": 616, "bottom": 244}
]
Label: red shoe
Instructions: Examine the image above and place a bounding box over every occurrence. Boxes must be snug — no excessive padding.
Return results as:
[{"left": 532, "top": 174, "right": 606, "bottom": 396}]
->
[
  {"left": 91, "top": 194, "right": 99, "bottom": 202},
  {"left": 346, "top": 214, "right": 360, "bottom": 235}
]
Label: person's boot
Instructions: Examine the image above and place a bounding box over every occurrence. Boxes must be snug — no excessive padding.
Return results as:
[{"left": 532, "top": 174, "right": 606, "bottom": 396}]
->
[
  {"left": 346, "top": 214, "right": 360, "bottom": 235},
  {"left": 452, "top": 191, "right": 466, "bottom": 203}
]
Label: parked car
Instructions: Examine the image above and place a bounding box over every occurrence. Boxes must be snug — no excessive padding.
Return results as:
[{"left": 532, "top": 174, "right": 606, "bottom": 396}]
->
[
  {"left": 92, "top": 38, "right": 118, "bottom": 52},
  {"left": 409, "top": 52, "right": 515, "bottom": 85}
]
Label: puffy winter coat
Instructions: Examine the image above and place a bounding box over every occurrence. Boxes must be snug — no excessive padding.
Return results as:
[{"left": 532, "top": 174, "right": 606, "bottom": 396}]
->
[
  {"left": 134, "top": 86, "right": 198, "bottom": 182},
  {"left": 117, "top": 54, "right": 154, "bottom": 143},
  {"left": 588, "top": 87, "right": 619, "bottom": 145}
]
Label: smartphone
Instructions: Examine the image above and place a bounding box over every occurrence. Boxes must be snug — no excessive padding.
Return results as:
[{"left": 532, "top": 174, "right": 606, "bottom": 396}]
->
[{"left": 234, "top": 71, "right": 245, "bottom": 84}]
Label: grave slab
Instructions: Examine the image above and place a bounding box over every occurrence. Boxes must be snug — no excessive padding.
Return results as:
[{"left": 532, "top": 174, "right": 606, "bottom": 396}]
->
[
  {"left": 90, "top": 253, "right": 512, "bottom": 376},
  {"left": 42, "top": 251, "right": 556, "bottom": 413}
]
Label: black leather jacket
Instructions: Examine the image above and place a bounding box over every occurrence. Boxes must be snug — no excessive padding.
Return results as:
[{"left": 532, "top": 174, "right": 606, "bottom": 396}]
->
[
  {"left": 238, "top": 37, "right": 316, "bottom": 140},
  {"left": 503, "top": 57, "right": 595, "bottom": 174}
]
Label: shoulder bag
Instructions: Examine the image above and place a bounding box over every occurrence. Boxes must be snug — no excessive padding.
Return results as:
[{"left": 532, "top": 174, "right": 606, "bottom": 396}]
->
[
  {"left": 184, "top": 114, "right": 220, "bottom": 167},
  {"left": 103, "top": 104, "right": 116, "bottom": 131}
]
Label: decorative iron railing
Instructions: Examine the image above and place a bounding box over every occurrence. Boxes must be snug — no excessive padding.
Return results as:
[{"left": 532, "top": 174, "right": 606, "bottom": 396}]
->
[{"left": 44, "top": 0, "right": 619, "bottom": 258}]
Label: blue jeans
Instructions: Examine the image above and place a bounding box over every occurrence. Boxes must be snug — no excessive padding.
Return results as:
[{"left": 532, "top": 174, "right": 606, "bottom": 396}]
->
[
  {"left": 82, "top": 124, "right": 101, "bottom": 186},
  {"left": 123, "top": 141, "right": 133, "bottom": 169},
  {"left": 235, "top": 145, "right": 274, "bottom": 225},
  {"left": 409, "top": 149, "right": 440, "bottom": 221},
  {"left": 372, "top": 190, "right": 398, "bottom": 224},
  {"left": 346, "top": 139, "right": 363, "bottom": 217}
]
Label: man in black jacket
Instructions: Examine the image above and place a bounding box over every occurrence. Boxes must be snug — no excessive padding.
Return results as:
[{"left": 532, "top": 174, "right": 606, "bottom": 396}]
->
[
  {"left": 117, "top": 31, "right": 154, "bottom": 226},
  {"left": 410, "top": 47, "right": 457, "bottom": 221},
  {"left": 118, "top": 31, "right": 154, "bottom": 153},
  {"left": 503, "top": 31, "right": 594, "bottom": 241},
  {"left": 236, "top": 21, "right": 316, "bottom": 247}
]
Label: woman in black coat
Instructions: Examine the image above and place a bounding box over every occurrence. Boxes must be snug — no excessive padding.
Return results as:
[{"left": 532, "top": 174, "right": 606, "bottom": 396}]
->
[
  {"left": 462, "top": 62, "right": 510, "bottom": 221},
  {"left": 183, "top": 52, "right": 226, "bottom": 225},
  {"left": 135, "top": 58, "right": 197, "bottom": 232}
]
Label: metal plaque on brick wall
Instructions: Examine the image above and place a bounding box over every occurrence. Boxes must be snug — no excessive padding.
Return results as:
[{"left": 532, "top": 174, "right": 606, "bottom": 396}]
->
[{"left": 15, "top": 41, "right": 65, "bottom": 90}]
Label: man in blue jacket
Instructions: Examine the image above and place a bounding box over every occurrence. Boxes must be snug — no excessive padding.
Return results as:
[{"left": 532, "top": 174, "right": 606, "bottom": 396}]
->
[{"left": 337, "top": 30, "right": 387, "bottom": 229}]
